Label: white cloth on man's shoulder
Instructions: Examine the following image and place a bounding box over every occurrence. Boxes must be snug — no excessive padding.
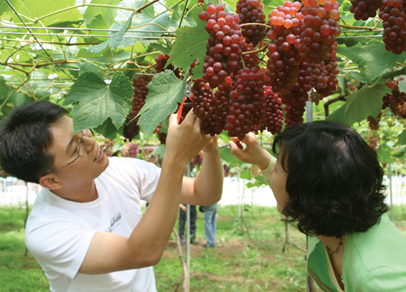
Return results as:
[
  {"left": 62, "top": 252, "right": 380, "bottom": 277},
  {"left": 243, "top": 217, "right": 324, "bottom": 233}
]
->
[{"left": 25, "top": 157, "right": 161, "bottom": 292}]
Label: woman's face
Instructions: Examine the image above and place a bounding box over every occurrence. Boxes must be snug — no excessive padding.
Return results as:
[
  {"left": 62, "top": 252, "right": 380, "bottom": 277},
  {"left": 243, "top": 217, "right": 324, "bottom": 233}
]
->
[{"left": 269, "top": 152, "right": 289, "bottom": 214}]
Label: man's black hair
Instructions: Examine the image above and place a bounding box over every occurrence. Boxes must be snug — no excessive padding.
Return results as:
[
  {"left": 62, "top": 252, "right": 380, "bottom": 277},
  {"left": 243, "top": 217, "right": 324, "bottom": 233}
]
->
[
  {"left": 0, "top": 101, "right": 68, "bottom": 183},
  {"left": 273, "top": 121, "right": 388, "bottom": 238}
]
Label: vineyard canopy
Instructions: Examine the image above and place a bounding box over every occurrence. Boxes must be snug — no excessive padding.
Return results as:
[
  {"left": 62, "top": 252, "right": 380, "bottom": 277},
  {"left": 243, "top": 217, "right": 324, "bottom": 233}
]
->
[{"left": 0, "top": 0, "right": 406, "bottom": 147}]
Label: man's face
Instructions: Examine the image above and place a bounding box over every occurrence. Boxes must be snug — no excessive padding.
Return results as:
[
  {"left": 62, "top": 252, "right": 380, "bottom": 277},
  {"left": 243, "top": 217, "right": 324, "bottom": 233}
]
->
[{"left": 47, "top": 116, "right": 109, "bottom": 189}]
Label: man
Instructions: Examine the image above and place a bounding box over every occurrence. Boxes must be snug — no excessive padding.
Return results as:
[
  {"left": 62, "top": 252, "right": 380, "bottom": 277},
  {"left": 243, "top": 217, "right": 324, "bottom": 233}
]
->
[{"left": 0, "top": 101, "right": 223, "bottom": 291}]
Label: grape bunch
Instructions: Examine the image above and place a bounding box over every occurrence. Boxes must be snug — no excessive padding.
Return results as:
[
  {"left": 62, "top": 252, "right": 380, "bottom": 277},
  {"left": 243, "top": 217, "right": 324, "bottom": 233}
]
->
[
  {"left": 379, "top": 0, "right": 406, "bottom": 54},
  {"left": 383, "top": 78, "right": 406, "bottom": 117},
  {"left": 154, "top": 53, "right": 180, "bottom": 77},
  {"left": 225, "top": 66, "right": 264, "bottom": 139},
  {"left": 199, "top": 4, "right": 243, "bottom": 89},
  {"left": 262, "top": 86, "right": 284, "bottom": 134},
  {"left": 266, "top": 2, "right": 303, "bottom": 96},
  {"left": 121, "top": 143, "right": 139, "bottom": 158},
  {"left": 236, "top": 0, "right": 267, "bottom": 46},
  {"left": 367, "top": 114, "right": 382, "bottom": 130},
  {"left": 123, "top": 75, "right": 152, "bottom": 141},
  {"left": 298, "top": 0, "right": 341, "bottom": 64},
  {"left": 350, "top": 0, "right": 383, "bottom": 20},
  {"left": 191, "top": 78, "right": 229, "bottom": 135}
]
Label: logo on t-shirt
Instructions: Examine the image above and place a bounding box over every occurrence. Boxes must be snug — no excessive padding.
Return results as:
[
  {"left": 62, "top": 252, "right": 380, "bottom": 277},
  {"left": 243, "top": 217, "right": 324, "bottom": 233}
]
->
[{"left": 105, "top": 212, "right": 122, "bottom": 232}]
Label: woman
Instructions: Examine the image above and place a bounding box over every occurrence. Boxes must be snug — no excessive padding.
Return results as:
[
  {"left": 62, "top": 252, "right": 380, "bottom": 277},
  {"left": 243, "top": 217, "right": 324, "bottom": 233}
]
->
[{"left": 229, "top": 121, "right": 406, "bottom": 292}]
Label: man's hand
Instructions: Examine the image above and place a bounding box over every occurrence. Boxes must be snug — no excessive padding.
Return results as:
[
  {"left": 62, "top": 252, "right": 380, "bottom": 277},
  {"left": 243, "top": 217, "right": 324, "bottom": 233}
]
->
[
  {"left": 228, "top": 132, "right": 271, "bottom": 170},
  {"left": 165, "top": 110, "right": 211, "bottom": 166}
]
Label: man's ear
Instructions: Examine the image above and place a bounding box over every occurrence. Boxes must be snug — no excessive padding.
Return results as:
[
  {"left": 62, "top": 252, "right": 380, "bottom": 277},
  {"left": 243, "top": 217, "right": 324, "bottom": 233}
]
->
[{"left": 39, "top": 174, "right": 62, "bottom": 190}]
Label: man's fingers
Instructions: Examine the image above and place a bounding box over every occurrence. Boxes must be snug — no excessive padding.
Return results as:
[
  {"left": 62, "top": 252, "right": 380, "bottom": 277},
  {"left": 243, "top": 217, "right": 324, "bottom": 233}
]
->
[
  {"left": 182, "top": 108, "right": 197, "bottom": 124},
  {"left": 168, "top": 113, "right": 179, "bottom": 128}
]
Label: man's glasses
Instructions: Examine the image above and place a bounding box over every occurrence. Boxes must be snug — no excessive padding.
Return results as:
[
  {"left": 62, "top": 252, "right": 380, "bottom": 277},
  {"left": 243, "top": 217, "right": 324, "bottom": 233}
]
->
[{"left": 42, "top": 129, "right": 91, "bottom": 176}]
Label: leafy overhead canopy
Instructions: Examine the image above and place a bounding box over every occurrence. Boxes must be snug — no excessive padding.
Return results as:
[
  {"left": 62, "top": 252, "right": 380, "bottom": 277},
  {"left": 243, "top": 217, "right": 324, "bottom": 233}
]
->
[
  {"left": 85, "top": 14, "right": 133, "bottom": 55},
  {"left": 167, "top": 7, "right": 207, "bottom": 79},
  {"left": 337, "top": 45, "right": 406, "bottom": 83},
  {"left": 327, "top": 84, "right": 391, "bottom": 126},
  {"left": 137, "top": 69, "right": 190, "bottom": 140},
  {"left": 4, "top": 0, "right": 83, "bottom": 26},
  {"left": 63, "top": 72, "right": 134, "bottom": 133},
  {"left": 83, "top": 0, "right": 121, "bottom": 28}
]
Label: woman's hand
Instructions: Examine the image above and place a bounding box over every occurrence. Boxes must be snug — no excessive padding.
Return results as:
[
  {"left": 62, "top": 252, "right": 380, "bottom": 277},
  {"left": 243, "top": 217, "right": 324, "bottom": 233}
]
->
[{"left": 228, "top": 132, "right": 271, "bottom": 170}]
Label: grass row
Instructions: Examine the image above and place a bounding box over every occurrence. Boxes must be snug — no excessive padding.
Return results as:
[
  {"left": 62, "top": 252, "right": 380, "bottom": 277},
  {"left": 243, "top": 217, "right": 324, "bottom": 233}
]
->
[{"left": 1, "top": 204, "right": 405, "bottom": 291}]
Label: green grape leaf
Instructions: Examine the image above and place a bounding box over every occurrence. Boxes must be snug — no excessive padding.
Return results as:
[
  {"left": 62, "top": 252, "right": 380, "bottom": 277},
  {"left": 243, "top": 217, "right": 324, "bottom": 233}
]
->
[
  {"left": 137, "top": 69, "right": 189, "bottom": 140},
  {"left": 63, "top": 72, "right": 134, "bottom": 133},
  {"left": 397, "top": 130, "right": 406, "bottom": 146},
  {"left": 149, "top": 43, "right": 172, "bottom": 55},
  {"left": 0, "top": 1, "right": 11, "bottom": 17},
  {"left": 219, "top": 147, "right": 243, "bottom": 165},
  {"left": 85, "top": 15, "right": 132, "bottom": 54},
  {"left": 378, "top": 142, "right": 393, "bottom": 163},
  {"left": 130, "top": 4, "right": 171, "bottom": 46},
  {"left": 4, "top": 0, "right": 83, "bottom": 27},
  {"left": 78, "top": 63, "right": 104, "bottom": 77},
  {"left": 170, "top": 5, "right": 196, "bottom": 27},
  {"left": 336, "top": 45, "right": 406, "bottom": 82},
  {"left": 151, "top": 145, "right": 166, "bottom": 159},
  {"left": 94, "top": 118, "right": 125, "bottom": 140},
  {"left": 167, "top": 7, "right": 207, "bottom": 79},
  {"left": 83, "top": 0, "right": 121, "bottom": 28},
  {"left": 398, "top": 80, "right": 406, "bottom": 93},
  {"left": 327, "top": 84, "right": 390, "bottom": 126}
]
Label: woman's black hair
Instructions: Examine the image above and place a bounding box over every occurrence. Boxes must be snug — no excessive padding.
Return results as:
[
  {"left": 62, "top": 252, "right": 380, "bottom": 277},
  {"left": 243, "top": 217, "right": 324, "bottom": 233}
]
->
[
  {"left": 273, "top": 121, "right": 388, "bottom": 238},
  {"left": 0, "top": 101, "right": 68, "bottom": 183}
]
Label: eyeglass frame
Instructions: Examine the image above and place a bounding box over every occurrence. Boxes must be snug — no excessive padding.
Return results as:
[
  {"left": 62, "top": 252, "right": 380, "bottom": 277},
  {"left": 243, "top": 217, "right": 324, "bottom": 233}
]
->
[{"left": 42, "top": 129, "right": 90, "bottom": 176}]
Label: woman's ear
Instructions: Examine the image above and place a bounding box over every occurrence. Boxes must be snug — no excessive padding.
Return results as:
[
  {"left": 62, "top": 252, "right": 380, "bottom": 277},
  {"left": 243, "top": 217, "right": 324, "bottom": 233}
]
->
[{"left": 39, "top": 174, "right": 63, "bottom": 190}]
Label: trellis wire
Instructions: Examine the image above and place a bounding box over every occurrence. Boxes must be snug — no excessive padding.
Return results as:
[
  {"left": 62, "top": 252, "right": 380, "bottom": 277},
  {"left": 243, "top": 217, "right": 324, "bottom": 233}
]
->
[
  {"left": 0, "top": 31, "right": 176, "bottom": 40},
  {"left": 0, "top": 25, "right": 176, "bottom": 34}
]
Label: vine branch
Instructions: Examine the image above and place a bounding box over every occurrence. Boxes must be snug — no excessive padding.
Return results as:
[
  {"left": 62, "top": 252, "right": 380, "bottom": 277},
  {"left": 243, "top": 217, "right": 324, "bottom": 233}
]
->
[{"left": 324, "top": 95, "right": 346, "bottom": 117}]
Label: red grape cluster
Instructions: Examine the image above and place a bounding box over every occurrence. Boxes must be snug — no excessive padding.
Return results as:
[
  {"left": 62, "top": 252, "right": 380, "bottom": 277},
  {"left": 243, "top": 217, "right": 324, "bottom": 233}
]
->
[
  {"left": 123, "top": 75, "right": 152, "bottom": 141},
  {"left": 383, "top": 78, "right": 406, "bottom": 117},
  {"left": 241, "top": 38, "right": 260, "bottom": 68},
  {"left": 298, "top": 0, "right": 341, "bottom": 64},
  {"left": 154, "top": 53, "right": 180, "bottom": 77},
  {"left": 199, "top": 4, "right": 243, "bottom": 89},
  {"left": 379, "top": 0, "right": 406, "bottom": 54},
  {"left": 266, "top": 2, "right": 302, "bottom": 96},
  {"left": 367, "top": 114, "right": 382, "bottom": 130},
  {"left": 350, "top": 0, "right": 383, "bottom": 20},
  {"left": 262, "top": 86, "right": 284, "bottom": 134},
  {"left": 236, "top": 0, "right": 267, "bottom": 46},
  {"left": 121, "top": 143, "right": 139, "bottom": 158},
  {"left": 225, "top": 66, "right": 264, "bottom": 139},
  {"left": 191, "top": 78, "right": 229, "bottom": 135}
]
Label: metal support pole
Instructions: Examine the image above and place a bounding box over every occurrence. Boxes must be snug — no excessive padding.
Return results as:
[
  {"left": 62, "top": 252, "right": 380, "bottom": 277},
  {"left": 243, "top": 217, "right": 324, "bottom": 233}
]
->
[
  {"left": 185, "top": 163, "right": 191, "bottom": 291},
  {"left": 389, "top": 163, "right": 394, "bottom": 222}
]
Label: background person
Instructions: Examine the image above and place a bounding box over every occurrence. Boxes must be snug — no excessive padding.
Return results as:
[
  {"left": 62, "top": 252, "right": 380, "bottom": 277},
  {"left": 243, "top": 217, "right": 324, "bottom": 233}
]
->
[
  {"left": 178, "top": 204, "right": 197, "bottom": 244},
  {"left": 202, "top": 203, "right": 218, "bottom": 248},
  {"left": 0, "top": 101, "right": 223, "bottom": 292},
  {"left": 229, "top": 122, "right": 406, "bottom": 292}
]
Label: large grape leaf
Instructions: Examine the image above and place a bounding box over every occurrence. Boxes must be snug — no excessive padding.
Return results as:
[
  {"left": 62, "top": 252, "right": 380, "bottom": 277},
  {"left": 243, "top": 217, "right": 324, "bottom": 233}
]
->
[
  {"left": 327, "top": 84, "right": 390, "bottom": 126},
  {"left": 378, "top": 142, "right": 393, "bottom": 163},
  {"left": 336, "top": 45, "right": 406, "bottom": 83},
  {"left": 130, "top": 8, "right": 171, "bottom": 46},
  {"left": 83, "top": 0, "right": 121, "bottom": 28},
  {"left": 85, "top": 15, "right": 132, "bottom": 55},
  {"left": 4, "top": 0, "right": 82, "bottom": 27},
  {"left": 167, "top": 7, "right": 207, "bottom": 79},
  {"left": 137, "top": 69, "right": 189, "bottom": 140},
  {"left": 63, "top": 72, "right": 134, "bottom": 133},
  {"left": 0, "top": 1, "right": 11, "bottom": 17},
  {"left": 397, "top": 130, "right": 406, "bottom": 146},
  {"left": 170, "top": 5, "right": 196, "bottom": 28}
]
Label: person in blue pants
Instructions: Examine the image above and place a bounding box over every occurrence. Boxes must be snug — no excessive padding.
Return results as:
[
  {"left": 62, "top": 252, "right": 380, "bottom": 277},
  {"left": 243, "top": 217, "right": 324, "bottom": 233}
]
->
[{"left": 203, "top": 203, "right": 218, "bottom": 247}]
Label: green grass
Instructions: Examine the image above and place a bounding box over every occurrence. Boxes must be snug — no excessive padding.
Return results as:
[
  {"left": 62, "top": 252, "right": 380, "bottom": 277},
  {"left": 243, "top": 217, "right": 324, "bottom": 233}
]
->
[{"left": 0, "top": 205, "right": 405, "bottom": 292}]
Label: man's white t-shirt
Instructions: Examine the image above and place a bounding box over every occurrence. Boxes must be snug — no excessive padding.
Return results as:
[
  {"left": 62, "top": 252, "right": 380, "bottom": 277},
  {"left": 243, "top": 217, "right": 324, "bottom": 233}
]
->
[{"left": 25, "top": 157, "right": 162, "bottom": 292}]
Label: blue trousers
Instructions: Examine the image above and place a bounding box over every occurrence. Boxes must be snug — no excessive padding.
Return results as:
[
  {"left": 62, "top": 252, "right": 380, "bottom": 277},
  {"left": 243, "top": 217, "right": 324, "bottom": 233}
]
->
[{"left": 204, "top": 204, "right": 218, "bottom": 247}]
